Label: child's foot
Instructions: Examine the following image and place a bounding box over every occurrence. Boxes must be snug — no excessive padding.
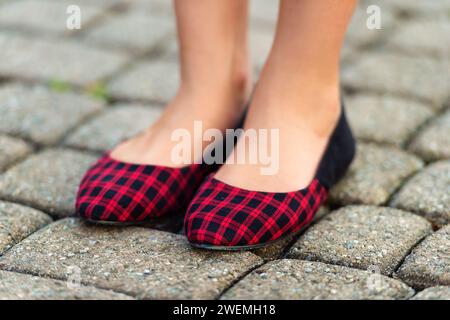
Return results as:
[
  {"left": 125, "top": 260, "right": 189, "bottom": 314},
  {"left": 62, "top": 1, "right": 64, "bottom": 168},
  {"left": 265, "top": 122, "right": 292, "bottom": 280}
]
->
[
  {"left": 111, "top": 68, "right": 251, "bottom": 167},
  {"left": 184, "top": 84, "right": 355, "bottom": 249},
  {"left": 215, "top": 85, "right": 341, "bottom": 192},
  {"left": 76, "top": 61, "right": 251, "bottom": 224}
]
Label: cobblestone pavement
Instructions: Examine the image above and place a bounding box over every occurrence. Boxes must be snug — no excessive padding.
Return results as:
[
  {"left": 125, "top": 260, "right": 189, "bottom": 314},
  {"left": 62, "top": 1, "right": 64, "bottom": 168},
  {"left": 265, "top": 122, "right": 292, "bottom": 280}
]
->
[{"left": 0, "top": 0, "right": 448, "bottom": 300}]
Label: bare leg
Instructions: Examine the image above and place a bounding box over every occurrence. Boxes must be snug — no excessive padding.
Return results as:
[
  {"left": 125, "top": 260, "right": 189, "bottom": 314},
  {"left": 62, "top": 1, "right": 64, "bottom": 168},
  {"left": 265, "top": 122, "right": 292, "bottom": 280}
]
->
[
  {"left": 112, "top": 0, "right": 250, "bottom": 166},
  {"left": 216, "top": 0, "right": 357, "bottom": 191}
]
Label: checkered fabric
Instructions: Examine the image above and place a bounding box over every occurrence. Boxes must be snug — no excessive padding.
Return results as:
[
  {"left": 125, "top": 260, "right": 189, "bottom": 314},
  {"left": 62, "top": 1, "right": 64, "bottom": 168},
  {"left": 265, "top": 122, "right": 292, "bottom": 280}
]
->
[
  {"left": 185, "top": 174, "right": 328, "bottom": 248},
  {"left": 76, "top": 153, "right": 214, "bottom": 223}
]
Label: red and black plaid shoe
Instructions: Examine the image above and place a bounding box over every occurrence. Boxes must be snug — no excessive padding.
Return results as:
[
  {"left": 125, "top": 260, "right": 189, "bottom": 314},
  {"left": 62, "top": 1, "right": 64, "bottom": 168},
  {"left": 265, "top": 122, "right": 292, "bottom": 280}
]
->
[
  {"left": 185, "top": 107, "right": 356, "bottom": 250},
  {"left": 76, "top": 153, "right": 214, "bottom": 225}
]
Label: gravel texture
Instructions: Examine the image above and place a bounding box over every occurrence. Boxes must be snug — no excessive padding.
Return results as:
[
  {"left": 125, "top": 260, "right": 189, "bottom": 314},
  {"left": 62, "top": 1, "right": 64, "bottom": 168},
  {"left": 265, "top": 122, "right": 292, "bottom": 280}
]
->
[
  {"left": 83, "top": 9, "right": 174, "bottom": 53},
  {"left": 385, "top": 19, "right": 450, "bottom": 59},
  {"left": 287, "top": 205, "right": 432, "bottom": 275},
  {"left": 251, "top": 236, "right": 296, "bottom": 262},
  {"left": 251, "top": 207, "right": 329, "bottom": 261},
  {"left": 0, "top": 201, "right": 52, "bottom": 254},
  {"left": 395, "top": 225, "right": 450, "bottom": 290},
  {"left": 127, "top": 0, "right": 177, "bottom": 16},
  {"left": 107, "top": 60, "right": 179, "bottom": 103},
  {"left": 383, "top": 0, "right": 450, "bottom": 17},
  {"left": 221, "top": 259, "right": 414, "bottom": 300},
  {"left": 0, "top": 218, "right": 263, "bottom": 299},
  {"left": 64, "top": 104, "right": 162, "bottom": 152},
  {"left": 391, "top": 161, "right": 450, "bottom": 227},
  {"left": 329, "top": 143, "right": 423, "bottom": 206},
  {"left": 411, "top": 286, "right": 450, "bottom": 300},
  {"left": 0, "top": 0, "right": 103, "bottom": 35},
  {"left": 345, "top": 6, "right": 395, "bottom": 49},
  {"left": 346, "top": 94, "right": 433, "bottom": 146},
  {"left": 0, "top": 32, "right": 128, "bottom": 86},
  {"left": 0, "top": 84, "right": 104, "bottom": 145},
  {"left": 0, "top": 149, "right": 97, "bottom": 218},
  {"left": 0, "top": 270, "right": 133, "bottom": 300},
  {"left": 249, "top": 0, "right": 278, "bottom": 27},
  {"left": 409, "top": 110, "right": 450, "bottom": 162},
  {"left": 341, "top": 53, "right": 450, "bottom": 110},
  {"left": 250, "top": 30, "right": 275, "bottom": 74},
  {"left": 0, "top": 135, "right": 32, "bottom": 172}
]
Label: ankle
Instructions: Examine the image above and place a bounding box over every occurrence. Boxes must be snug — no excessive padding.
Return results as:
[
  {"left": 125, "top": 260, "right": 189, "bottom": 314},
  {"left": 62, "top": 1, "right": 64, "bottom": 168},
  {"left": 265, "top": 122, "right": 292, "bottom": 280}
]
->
[
  {"left": 176, "top": 66, "right": 251, "bottom": 118},
  {"left": 231, "top": 49, "right": 252, "bottom": 102},
  {"left": 295, "top": 85, "right": 341, "bottom": 137},
  {"left": 179, "top": 48, "right": 251, "bottom": 103},
  {"left": 184, "top": 68, "right": 249, "bottom": 96},
  {"left": 249, "top": 82, "right": 341, "bottom": 137},
  {"left": 230, "top": 65, "right": 251, "bottom": 105}
]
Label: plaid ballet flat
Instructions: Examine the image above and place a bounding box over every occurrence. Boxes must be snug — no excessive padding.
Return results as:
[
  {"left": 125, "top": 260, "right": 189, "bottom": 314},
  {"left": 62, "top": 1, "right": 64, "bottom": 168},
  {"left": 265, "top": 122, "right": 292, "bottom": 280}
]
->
[
  {"left": 185, "top": 107, "right": 356, "bottom": 250},
  {"left": 76, "top": 153, "right": 214, "bottom": 224},
  {"left": 76, "top": 112, "right": 247, "bottom": 225}
]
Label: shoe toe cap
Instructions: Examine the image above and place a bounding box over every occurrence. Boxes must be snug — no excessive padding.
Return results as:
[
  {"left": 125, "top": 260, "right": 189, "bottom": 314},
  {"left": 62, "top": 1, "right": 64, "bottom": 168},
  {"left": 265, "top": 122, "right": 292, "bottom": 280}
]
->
[
  {"left": 75, "top": 169, "right": 170, "bottom": 223},
  {"left": 185, "top": 202, "right": 266, "bottom": 247},
  {"left": 185, "top": 178, "right": 328, "bottom": 249}
]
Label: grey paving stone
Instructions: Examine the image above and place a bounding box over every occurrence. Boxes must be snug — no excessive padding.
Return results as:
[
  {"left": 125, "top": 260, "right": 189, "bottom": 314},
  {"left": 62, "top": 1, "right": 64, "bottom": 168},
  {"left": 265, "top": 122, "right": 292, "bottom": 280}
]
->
[
  {"left": 64, "top": 104, "right": 162, "bottom": 152},
  {"left": 252, "top": 206, "right": 330, "bottom": 261},
  {"left": 341, "top": 42, "right": 356, "bottom": 61},
  {"left": 83, "top": 9, "right": 174, "bottom": 52},
  {"left": 0, "top": 149, "right": 97, "bottom": 218},
  {"left": 0, "top": 33, "right": 128, "bottom": 86},
  {"left": 346, "top": 94, "right": 434, "bottom": 147},
  {"left": 383, "top": 0, "right": 450, "bottom": 18},
  {"left": 311, "top": 205, "right": 331, "bottom": 223},
  {"left": 160, "top": 34, "right": 179, "bottom": 60},
  {"left": 0, "top": 218, "right": 263, "bottom": 299},
  {"left": 396, "top": 225, "right": 450, "bottom": 290},
  {"left": 0, "top": 84, "right": 104, "bottom": 145},
  {"left": 287, "top": 205, "right": 432, "bottom": 275},
  {"left": 249, "top": 0, "right": 278, "bottom": 27},
  {"left": 408, "top": 110, "right": 450, "bottom": 162},
  {"left": 0, "top": 0, "right": 103, "bottom": 35},
  {"left": 0, "top": 135, "right": 32, "bottom": 172},
  {"left": 0, "top": 201, "right": 51, "bottom": 255},
  {"left": 126, "top": 0, "right": 175, "bottom": 16},
  {"left": 345, "top": 6, "right": 396, "bottom": 49},
  {"left": 251, "top": 207, "right": 329, "bottom": 261},
  {"left": 329, "top": 143, "right": 423, "bottom": 206},
  {"left": 391, "top": 161, "right": 450, "bottom": 228},
  {"left": 251, "top": 237, "right": 295, "bottom": 262},
  {"left": 55, "top": 0, "right": 125, "bottom": 9},
  {"left": 0, "top": 270, "right": 133, "bottom": 300},
  {"left": 250, "top": 29, "right": 274, "bottom": 74},
  {"left": 341, "top": 53, "right": 450, "bottom": 110},
  {"left": 108, "top": 60, "right": 178, "bottom": 103},
  {"left": 411, "top": 286, "right": 450, "bottom": 300},
  {"left": 385, "top": 19, "right": 450, "bottom": 59},
  {"left": 221, "top": 259, "right": 414, "bottom": 300}
]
